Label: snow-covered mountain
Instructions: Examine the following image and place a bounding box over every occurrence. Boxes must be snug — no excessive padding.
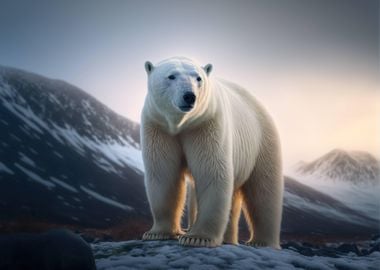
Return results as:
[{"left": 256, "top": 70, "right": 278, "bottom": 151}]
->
[
  {"left": 0, "top": 66, "right": 149, "bottom": 228},
  {"left": 296, "top": 149, "right": 380, "bottom": 185},
  {"left": 293, "top": 149, "right": 380, "bottom": 225}
]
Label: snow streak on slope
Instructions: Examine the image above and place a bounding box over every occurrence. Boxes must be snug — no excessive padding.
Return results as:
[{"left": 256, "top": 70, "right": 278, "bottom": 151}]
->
[
  {"left": 50, "top": 177, "right": 79, "bottom": 193},
  {"left": 80, "top": 186, "right": 133, "bottom": 211},
  {"left": 14, "top": 163, "right": 56, "bottom": 189},
  {"left": 0, "top": 162, "right": 13, "bottom": 174}
]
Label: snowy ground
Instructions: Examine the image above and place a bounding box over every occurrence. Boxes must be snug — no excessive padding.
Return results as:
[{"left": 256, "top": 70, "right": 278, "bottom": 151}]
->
[{"left": 92, "top": 240, "right": 380, "bottom": 270}]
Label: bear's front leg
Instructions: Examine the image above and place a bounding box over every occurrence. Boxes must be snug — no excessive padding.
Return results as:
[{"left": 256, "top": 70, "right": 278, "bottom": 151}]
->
[
  {"left": 179, "top": 122, "right": 233, "bottom": 247},
  {"left": 141, "top": 123, "right": 186, "bottom": 240}
]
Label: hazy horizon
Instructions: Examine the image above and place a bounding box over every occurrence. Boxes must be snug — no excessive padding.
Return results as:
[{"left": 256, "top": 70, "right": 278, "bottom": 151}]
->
[{"left": 0, "top": 0, "right": 378, "bottom": 170}]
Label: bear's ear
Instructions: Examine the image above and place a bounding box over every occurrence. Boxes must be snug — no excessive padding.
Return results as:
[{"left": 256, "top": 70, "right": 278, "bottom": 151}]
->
[
  {"left": 144, "top": 61, "right": 154, "bottom": 75},
  {"left": 203, "top": 64, "right": 213, "bottom": 76}
]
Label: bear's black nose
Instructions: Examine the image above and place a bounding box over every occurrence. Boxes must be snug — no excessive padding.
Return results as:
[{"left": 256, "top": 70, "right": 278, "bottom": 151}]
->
[{"left": 183, "top": 92, "right": 196, "bottom": 105}]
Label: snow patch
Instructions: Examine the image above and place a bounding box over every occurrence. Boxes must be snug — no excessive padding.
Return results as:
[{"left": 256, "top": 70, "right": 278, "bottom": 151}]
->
[
  {"left": 82, "top": 100, "right": 96, "bottom": 115},
  {"left": 50, "top": 177, "right": 78, "bottom": 193},
  {"left": 53, "top": 151, "right": 64, "bottom": 159},
  {"left": 80, "top": 185, "right": 133, "bottom": 211},
  {"left": 19, "top": 152, "right": 36, "bottom": 167},
  {"left": 0, "top": 85, "right": 48, "bottom": 134},
  {"left": 0, "top": 162, "right": 13, "bottom": 175},
  {"left": 48, "top": 93, "right": 61, "bottom": 105},
  {"left": 82, "top": 114, "right": 92, "bottom": 127},
  {"left": 10, "top": 134, "right": 22, "bottom": 142},
  {"left": 0, "top": 119, "right": 8, "bottom": 126},
  {"left": 71, "top": 216, "right": 80, "bottom": 221},
  {"left": 14, "top": 163, "right": 55, "bottom": 189},
  {"left": 51, "top": 124, "right": 143, "bottom": 174}
]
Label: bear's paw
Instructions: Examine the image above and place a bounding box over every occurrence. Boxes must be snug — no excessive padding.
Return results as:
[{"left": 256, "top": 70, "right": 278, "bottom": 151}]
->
[
  {"left": 246, "top": 240, "right": 281, "bottom": 249},
  {"left": 178, "top": 235, "right": 217, "bottom": 247},
  {"left": 142, "top": 231, "right": 182, "bottom": 241}
]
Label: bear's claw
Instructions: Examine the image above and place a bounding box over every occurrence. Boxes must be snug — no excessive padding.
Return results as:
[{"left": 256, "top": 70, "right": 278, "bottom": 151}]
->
[
  {"left": 142, "top": 231, "right": 181, "bottom": 241},
  {"left": 178, "top": 235, "right": 216, "bottom": 247},
  {"left": 246, "top": 241, "right": 267, "bottom": 247},
  {"left": 246, "top": 241, "right": 280, "bottom": 249}
]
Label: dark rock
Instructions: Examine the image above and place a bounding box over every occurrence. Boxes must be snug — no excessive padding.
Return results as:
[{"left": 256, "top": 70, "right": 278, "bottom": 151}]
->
[
  {"left": 337, "top": 243, "right": 360, "bottom": 255},
  {"left": 360, "top": 248, "right": 370, "bottom": 256},
  {"left": 282, "top": 241, "right": 316, "bottom": 257},
  {"left": 371, "top": 234, "right": 380, "bottom": 241},
  {"left": 298, "top": 247, "right": 315, "bottom": 257},
  {"left": 79, "top": 233, "right": 95, "bottom": 243},
  {"left": 301, "top": 242, "right": 317, "bottom": 248},
  {"left": 102, "top": 234, "right": 114, "bottom": 242},
  {"left": 315, "top": 247, "right": 340, "bottom": 258},
  {"left": 369, "top": 242, "right": 380, "bottom": 254},
  {"left": 0, "top": 228, "right": 96, "bottom": 270}
]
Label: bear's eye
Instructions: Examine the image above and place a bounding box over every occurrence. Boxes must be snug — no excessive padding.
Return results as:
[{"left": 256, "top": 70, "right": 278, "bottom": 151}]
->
[
  {"left": 168, "top": 75, "right": 176, "bottom": 80},
  {"left": 197, "top": 76, "right": 202, "bottom": 82}
]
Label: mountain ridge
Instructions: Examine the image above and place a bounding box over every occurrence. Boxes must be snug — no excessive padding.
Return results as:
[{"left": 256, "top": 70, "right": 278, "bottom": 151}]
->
[
  {"left": 296, "top": 148, "right": 380, "bottom": 185},
  {"left": 0, "top": 65, "right": 140, "bottom": 143}
]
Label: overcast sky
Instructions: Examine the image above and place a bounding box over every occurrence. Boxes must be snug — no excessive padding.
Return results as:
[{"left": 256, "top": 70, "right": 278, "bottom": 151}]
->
[{"left": 0, "top": 0, "right": 378, "bottom": 170}]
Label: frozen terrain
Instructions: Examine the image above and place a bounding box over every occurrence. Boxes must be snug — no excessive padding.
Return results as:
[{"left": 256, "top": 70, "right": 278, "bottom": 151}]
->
[{"left": 93, "top": 240, "right": 380, "bottom": 270}]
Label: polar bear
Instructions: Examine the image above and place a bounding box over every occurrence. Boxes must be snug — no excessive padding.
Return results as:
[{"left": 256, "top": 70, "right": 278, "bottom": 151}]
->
[{"left": 141, "top": 57, "right": 283, "bottom": 248}]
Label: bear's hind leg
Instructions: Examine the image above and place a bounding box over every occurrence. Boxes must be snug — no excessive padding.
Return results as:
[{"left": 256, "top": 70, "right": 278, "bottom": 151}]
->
[
  {"left": 223, "top": 189, "right": 242, "bottom": 245},
  {"left": 241, "top": 151, "right": 283, "bottom": 249},
  {"left": 186, "top": 177, "right": 197, "bottom": 230}
]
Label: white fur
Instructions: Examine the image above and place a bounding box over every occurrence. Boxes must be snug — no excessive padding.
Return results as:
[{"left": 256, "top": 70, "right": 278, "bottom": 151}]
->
[{"left": 141, "top": 57, "right": 283, "bottom": 248}]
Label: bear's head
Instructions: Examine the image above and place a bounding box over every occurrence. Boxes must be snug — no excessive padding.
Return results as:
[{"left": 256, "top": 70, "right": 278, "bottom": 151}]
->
[{"left": 144, "top": 57, "right": 212, "bottom": 116}]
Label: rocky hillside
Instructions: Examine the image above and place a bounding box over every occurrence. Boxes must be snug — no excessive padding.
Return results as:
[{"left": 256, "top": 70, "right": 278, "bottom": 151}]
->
[
  {"left": 0, "top": 66, "right": 149, "bottom": 229},
  {"left": 282, "top": 176, "right": 378, "bottom": 237}
]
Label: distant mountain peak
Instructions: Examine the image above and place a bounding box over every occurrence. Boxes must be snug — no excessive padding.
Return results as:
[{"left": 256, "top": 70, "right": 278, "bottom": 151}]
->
[{"left": 296, "top": 149, "right": 380, "bottom": 185}]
